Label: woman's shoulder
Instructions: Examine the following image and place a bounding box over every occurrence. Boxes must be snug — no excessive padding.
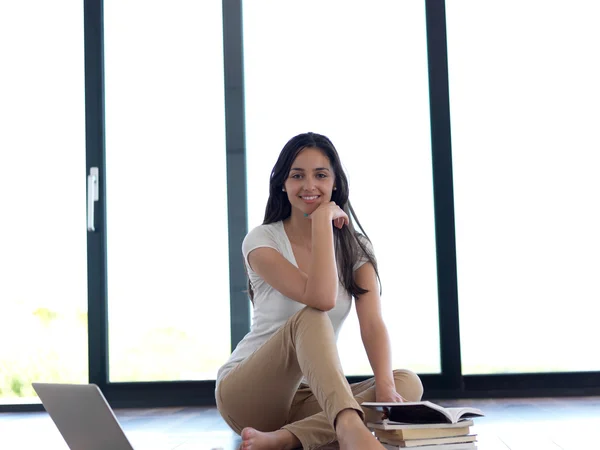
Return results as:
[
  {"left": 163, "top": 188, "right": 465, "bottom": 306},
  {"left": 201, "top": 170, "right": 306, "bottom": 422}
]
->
[
  {"left": 246, "top": 221, "right": 284, "bottom": 238},
  {"left": 242, "top": 221, "right": 285, "bottom": 253},
  {"left": 353, "top": 232, "right": 376, "bottom": 270}
]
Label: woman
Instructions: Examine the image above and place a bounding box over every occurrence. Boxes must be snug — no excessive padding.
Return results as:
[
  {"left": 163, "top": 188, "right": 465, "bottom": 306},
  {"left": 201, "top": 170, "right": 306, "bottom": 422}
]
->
[{"left": 216, "top": 132, "right": 423, "bottom": 450}]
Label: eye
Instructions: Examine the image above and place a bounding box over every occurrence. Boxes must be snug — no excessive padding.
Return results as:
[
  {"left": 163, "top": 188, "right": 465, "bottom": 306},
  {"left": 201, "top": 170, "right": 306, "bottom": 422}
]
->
[
  {"left": 290, "top": 173, "right": 302, "bottom": 179},
  {"left": 317, "top": 173, "right": 328, "bottom": 179}
]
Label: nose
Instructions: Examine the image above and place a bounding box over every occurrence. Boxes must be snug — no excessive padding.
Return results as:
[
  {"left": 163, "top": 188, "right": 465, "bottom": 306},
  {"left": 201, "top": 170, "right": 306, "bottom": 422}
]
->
[{"left": 303, "top": 175, "right": 317, "bottom": 191}]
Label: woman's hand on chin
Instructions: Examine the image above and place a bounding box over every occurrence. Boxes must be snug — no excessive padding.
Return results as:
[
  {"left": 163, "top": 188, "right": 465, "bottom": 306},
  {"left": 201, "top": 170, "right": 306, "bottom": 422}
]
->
[{"left": 310, "top": 201, "right": 349, "bottom": 229}]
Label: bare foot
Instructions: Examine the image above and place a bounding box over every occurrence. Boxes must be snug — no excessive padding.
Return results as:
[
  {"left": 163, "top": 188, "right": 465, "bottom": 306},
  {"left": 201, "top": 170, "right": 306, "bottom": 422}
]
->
[
  {"left": 335, "top": 409, "right": 385, "bottom": 450},
  {"left": 240, "top": 427, "right": 300, "bottom": 450}
]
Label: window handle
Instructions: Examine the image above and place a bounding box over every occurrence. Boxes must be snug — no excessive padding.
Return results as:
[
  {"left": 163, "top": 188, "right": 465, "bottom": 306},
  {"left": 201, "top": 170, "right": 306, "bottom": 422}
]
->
[{"left": 87, "top": 167, "right": 99, "bottom": 232}]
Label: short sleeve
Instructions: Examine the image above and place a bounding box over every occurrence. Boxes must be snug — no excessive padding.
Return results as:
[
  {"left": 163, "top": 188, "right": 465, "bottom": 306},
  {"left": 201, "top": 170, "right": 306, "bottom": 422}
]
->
[
  {"left": 353, "top": 234, "right": 376, "bottom": 272},
  {"left": 242, "top": 225, "right": 281, "bottom": 269}
]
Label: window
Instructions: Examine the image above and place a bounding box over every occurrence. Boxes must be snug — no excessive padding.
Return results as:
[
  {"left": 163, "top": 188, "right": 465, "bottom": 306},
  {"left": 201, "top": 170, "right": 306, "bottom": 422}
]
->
[
  {"left": 0, "top": 1, "right": 87, "bottom": 403},
  {"left": 243, "top": 0, "right": 440, "bottom": 374},
  {"left": 447, "top": 1, "right": 600, "bottom": 374},
  {"left": 103, "top": 1, "right": 231, "bottom": 381}
]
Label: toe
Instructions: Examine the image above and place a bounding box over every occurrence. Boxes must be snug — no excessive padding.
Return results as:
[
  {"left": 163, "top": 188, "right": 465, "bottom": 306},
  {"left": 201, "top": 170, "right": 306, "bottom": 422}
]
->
[{"left": 241, "top": 427, "right": 254, "bottom": 440}]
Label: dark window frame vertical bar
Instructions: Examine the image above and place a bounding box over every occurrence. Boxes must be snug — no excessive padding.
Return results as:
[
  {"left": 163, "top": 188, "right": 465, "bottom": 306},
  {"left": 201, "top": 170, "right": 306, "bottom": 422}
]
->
[
  {"left": 223, "top": 0, "right": 250, "bottom": 351},
  {"left": 84, "top": 0, "right": 109, "bottom": 391},
  {"left": 424, "top": 0, "right": 463, "bottom": 391}
]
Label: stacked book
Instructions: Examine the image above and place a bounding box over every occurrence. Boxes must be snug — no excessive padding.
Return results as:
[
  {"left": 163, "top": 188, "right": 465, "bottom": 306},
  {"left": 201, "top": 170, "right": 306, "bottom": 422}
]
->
[{"left": 362, "top": 401, "right": 484, "bottom": 450}]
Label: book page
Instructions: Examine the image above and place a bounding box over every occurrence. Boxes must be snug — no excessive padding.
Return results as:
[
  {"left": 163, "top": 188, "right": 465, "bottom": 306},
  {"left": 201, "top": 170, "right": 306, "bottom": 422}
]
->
[{"left": 444, "top": 407, "right": 485, "bottom": 422}]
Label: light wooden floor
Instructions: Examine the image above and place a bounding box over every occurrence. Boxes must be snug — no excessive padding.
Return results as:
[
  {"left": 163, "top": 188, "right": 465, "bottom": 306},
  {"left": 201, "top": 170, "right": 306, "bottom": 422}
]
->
[{"left": 1, "top": 397, "right": 599, "bottom": 449}]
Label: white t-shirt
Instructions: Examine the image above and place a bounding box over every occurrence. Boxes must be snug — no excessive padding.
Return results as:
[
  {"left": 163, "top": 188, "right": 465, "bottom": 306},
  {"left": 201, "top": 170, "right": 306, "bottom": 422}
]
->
[{"left": 215, "top": 220, "right": 372, "bottom": 387}]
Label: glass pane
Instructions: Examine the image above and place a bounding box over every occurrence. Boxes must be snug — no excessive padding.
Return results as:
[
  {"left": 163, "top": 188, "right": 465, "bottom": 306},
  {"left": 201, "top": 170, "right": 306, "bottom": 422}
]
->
[
  {"left": 447, "top": 1, "right": 600, "bottom": 374},
  {"left": 243, "top": 0, "right": 440, "bottom": 375},
  {"left": 104, "top": 1, "right": 230, "bottom": 381},
  {"left": 0, "top": 2, "right": 87, "bottom": 403}
]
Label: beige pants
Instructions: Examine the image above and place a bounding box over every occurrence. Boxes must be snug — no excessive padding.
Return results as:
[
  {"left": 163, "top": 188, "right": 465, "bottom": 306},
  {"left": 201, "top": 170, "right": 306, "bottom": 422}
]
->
[{"left": 216, "top": 307, "right": 423, "bottom": 450}]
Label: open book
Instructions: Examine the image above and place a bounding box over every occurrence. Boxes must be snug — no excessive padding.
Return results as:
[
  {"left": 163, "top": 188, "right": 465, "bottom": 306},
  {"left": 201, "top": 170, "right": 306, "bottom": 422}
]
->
[{"left": 361, "top": 401, "right": 484, "bottom": 424}]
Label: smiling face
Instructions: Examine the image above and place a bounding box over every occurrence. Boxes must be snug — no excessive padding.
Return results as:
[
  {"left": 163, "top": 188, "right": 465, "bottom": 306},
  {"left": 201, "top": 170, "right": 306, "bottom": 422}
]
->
[{"left": 284, "top": 147, "right": 336, "bottom": 216}]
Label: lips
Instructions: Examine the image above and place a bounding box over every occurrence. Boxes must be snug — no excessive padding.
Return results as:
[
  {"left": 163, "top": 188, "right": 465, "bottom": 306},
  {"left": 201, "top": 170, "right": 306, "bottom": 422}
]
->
[{"left": 300, "top": 195, "right": 320, "bottom": 204}]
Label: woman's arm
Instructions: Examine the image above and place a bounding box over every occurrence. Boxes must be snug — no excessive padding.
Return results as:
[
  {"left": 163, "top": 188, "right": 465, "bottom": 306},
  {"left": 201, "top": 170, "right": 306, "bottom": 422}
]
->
[
  {"left": 247, "top": 203, "right": 348, "bottom": 311},
  {"left": 355, "top": 262, "right": 403, "bottom": 401}
]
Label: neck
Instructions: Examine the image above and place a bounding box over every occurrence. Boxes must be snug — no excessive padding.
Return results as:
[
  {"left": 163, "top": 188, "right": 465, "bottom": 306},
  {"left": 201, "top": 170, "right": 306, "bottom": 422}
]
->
[{"left": 284, "top": 210, "right": 313, "bottom": 243}]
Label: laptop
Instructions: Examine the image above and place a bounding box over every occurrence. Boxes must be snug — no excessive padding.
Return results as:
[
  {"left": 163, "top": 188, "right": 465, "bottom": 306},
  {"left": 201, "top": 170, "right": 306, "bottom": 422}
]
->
[{"left": 32, "top": 383, "right": 212, "bottom": 450}]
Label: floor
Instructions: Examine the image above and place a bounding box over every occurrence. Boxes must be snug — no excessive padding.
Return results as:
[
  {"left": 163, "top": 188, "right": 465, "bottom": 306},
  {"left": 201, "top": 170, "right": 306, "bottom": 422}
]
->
[{"left": 1, "top": 397, "right": 599, "bottom": 449}]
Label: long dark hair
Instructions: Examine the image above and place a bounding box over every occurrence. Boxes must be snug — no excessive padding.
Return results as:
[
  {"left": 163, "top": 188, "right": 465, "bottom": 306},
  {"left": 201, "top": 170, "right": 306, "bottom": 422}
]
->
[{"left": 248, "top": 132, "right": 381, "bottom": 302}]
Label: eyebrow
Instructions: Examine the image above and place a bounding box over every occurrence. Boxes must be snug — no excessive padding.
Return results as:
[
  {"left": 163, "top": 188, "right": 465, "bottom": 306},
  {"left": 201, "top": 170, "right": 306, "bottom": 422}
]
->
[{"left": 290, "top": 167, "right": 331, "bottom": 172}]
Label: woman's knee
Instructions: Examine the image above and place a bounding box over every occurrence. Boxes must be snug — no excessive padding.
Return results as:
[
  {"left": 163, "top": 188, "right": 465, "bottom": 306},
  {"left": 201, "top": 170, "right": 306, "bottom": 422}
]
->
[
  {"left": 297, "top": 305, "right": 328, "bottom": 319},
  {"left": 288, "top": 307, "right": 336, "bottom": 347},
  {"left": 393, "top": 369, "right": 424, "bottom": 401},
  {"left": 294, "top": 306, "right": 331, "bottom": 326}
]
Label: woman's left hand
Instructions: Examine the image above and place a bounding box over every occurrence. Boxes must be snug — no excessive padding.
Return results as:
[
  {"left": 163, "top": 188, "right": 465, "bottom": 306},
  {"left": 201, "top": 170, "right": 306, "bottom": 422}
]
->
[
  {"left": 376, "top": 388, "right": 406, "bottom": 419},
  {"left": 376, "top": 388, "right": 406, "bottom": 403}
]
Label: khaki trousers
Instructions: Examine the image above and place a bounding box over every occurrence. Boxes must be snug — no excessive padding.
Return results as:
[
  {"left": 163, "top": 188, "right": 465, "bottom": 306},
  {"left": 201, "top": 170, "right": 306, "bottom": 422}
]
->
[{"left": 215, "top": 307, "right": 423, "bottom": 450}]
